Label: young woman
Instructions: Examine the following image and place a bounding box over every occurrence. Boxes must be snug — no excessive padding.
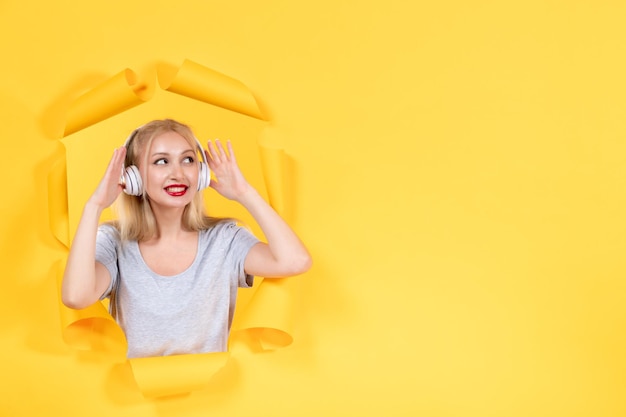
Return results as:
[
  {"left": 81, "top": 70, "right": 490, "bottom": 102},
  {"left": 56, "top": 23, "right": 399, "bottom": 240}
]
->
[{"left": 62, "top": 119, "right": 311, "bottom": 358}]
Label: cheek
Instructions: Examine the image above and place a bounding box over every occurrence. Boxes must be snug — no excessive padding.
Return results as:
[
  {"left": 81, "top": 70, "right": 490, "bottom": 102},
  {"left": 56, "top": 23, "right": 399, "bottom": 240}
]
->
[
  {"left": 185, "top": 165, "right": 200, "bottom": 180},
  {"left": 144, "top": 167, "right": 167, "bottom": 186}
]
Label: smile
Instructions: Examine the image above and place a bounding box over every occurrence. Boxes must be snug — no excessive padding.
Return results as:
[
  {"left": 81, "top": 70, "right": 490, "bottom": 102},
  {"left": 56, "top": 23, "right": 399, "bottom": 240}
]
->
[{"left": 164, "top": 185, "right": 189, "bottom": 196}]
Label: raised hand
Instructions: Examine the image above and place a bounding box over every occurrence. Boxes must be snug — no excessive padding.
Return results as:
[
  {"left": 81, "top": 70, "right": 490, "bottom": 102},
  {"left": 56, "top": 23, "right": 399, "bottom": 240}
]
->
[
  {"left": 206, "top": 139, "right": 311, "bottom": 279},
  {"left": 205, "top": 139, "right": 252, "bottom": 201},
  {"left": 205, "top": 140, "right": 312, "bottom": 278},
  {"left": 88, "top": 146, "right": 127, "bottom": 210}
]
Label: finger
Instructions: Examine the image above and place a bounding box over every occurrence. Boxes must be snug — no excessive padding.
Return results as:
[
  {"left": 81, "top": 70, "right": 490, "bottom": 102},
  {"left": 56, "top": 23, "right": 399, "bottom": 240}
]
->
[
  {"left": 115, "top": 146, "right": 127, "bottom": 168},
  {"left": 206, "top": 140, "right": 221, "bottom": 162},
  {"left": 215, "top": 139, "right": 230, "bottom": 159},
  {"left": 104, "top": 147, "right": 123, "bottom": 179},
  {"left": 226, "top": 140, "right": 237, "bottom": 163},
  {"left": 109, "top": 147, "right": 127, "bottom": 186}
]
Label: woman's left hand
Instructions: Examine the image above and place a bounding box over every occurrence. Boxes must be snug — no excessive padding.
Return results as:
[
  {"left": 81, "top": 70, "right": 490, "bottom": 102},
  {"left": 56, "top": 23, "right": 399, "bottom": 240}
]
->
[
  {"left": 207, "top": 140, "right": 312, "bottom": 279},
  {"left": 205, "top": 139, "right": 252, "bottom": 201}
]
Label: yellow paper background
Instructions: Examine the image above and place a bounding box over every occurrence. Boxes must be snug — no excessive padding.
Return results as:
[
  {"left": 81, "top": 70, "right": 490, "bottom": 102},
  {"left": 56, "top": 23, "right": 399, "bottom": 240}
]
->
[
  {"left": 2, "top": 1, "right": 626, "bottom": 416},
  {"left": 53, "top": 59, "right": 299, "bottom": 397}
]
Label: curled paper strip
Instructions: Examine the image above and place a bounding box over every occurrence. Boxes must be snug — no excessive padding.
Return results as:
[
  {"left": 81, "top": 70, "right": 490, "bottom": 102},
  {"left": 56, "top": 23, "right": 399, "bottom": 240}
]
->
[
  {"left": 234, "top": 278, "right": 297, "bottom": 350},
  {"left": 54, "top": 260, "right": 127, "bottom": 355},
  {"left": 233, "top": 143, "right": 299, "bottom": 350},
  {"left": 64, "top": 69, "right": 148, "bottom": 136},
  {"left": 52, "top": 59, "right": 298, "bottom": 398},
  {"left": 158, "top": 59, "right": 265, "bottom": 120}
]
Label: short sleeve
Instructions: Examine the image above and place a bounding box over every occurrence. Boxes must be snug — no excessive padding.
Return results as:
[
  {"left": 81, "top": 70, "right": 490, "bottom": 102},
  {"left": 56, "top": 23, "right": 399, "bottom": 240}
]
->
[
  {"left": 219, "top": 222, "right": 260, "bottom": 288},
  {"left": 95, "top": 224, "right": 120, "bottom": 299}
]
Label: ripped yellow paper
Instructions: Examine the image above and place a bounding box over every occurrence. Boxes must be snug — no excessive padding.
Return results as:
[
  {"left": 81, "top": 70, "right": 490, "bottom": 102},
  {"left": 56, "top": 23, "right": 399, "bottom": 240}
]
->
[
  {"left": 64, "top": 69, "right": 149, "bottom": 136},
  {"left": 54, "top": 260, "right": 127, "bottom": 355},
  {"left": 158, "top": 59, "right": 265, "bottom": 120},
  {"left": 51, "top": 59, "right": 301, "bottom": 398},
  {"left": 232, "top": 143, "right": 300, "bottom": 350},
  {"left": 128, "top": 352, "right": 230, "bottom": 398}
]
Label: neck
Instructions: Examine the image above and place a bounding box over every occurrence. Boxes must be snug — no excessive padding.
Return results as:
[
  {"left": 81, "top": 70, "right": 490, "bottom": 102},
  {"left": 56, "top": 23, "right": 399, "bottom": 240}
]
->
[{"left": 150, "top": 205, "right": 189, "bottom": 241}]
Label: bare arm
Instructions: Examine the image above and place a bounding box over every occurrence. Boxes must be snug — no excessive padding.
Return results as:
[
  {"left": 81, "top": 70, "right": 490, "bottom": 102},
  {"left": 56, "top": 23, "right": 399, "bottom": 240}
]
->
[
  {"left": 61, "top": 147, "right": 126, "bottom": 309},
  {"left": 206, "top": 140, "right": 312, "bottom": 278}
]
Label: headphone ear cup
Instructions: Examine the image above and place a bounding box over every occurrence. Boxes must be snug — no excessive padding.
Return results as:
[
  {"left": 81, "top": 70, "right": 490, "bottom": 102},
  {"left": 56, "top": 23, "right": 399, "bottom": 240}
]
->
[
  {"left": 197, "top": 162, "right": 210, "bottom": 190},
  {"left": 123, "top": 165, "right": 143, "bottom": 196}
]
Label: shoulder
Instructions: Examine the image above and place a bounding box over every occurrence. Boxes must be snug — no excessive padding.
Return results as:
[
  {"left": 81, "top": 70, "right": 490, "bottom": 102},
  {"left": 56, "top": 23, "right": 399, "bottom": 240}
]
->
[
  {"left": 99, "top": 222, "right": 120, "bottom": 235},
  {"left": 200, "top": 220, "right": 258, "bottom": 247},
  {"left": 202, "top": 220, "right": 240, "bottom": 236},
  {"left": 97, "top": 222, "right": 122, "bottom": 245}
]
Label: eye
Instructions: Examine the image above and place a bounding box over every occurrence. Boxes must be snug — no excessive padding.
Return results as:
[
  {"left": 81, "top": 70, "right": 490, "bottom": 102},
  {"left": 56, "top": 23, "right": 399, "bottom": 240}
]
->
[
  {"left": 183, "top": 156, "right": 195, "bottom": 164},
  {"left": 154, "top": 158, "right": 167, "bottom": 165}
]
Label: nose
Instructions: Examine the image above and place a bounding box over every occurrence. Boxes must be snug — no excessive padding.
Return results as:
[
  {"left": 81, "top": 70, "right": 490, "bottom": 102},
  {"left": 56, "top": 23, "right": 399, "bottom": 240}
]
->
[{"left": 169, "top": 161, "right": 185, "bottom": 179}]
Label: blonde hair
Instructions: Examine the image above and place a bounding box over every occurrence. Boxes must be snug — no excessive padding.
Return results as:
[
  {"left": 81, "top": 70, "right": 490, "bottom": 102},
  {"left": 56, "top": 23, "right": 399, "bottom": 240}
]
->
[{"left": 113, "top": 119, "right": 229, "bottom": 242}]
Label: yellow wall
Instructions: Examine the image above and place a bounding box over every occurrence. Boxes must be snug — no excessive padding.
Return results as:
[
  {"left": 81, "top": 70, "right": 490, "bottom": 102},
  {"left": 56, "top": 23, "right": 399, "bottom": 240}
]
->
[{"left": 1, "top": 1, "right": 625, "bottom": 415}]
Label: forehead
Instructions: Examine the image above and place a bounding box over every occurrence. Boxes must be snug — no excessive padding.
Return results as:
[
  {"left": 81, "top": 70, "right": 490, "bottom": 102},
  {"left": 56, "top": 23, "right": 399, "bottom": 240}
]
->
[{"left": 148, "top": 131, "right": 195, "bottom": 154}]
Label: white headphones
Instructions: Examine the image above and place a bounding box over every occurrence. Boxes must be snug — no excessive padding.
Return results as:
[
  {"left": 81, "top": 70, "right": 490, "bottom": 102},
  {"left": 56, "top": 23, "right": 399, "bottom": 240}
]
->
[{"left": 121, "top": 126, "right": 211, "bottom": 196}]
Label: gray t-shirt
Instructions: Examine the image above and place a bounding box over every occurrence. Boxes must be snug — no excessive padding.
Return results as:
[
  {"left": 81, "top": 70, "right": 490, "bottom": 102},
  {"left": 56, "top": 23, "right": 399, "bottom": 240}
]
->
[{"left": 96, "top": 221, "right": 259, "bottom": 358}]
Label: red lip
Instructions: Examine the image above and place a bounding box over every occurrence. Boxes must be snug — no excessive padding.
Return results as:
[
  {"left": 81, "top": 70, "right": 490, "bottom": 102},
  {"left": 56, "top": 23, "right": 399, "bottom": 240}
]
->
[{"left": 164, "top": 184, "right": 189, "bottom": 196}]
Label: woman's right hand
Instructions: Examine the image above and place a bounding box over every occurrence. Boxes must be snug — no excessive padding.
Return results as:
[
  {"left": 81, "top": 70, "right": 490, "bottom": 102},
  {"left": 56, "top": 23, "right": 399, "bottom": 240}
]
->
[
  {"left": 87, "top": 146, "right": 127, "bottom": 210},
  {"left": 63, "top": 147, "right": 124, "bottom": 310}
]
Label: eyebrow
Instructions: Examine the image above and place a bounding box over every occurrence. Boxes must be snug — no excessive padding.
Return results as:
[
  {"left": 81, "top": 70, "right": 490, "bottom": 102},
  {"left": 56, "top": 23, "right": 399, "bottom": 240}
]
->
[{"left": 150, "top": 149, "right": 195, "bottom": 157}]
